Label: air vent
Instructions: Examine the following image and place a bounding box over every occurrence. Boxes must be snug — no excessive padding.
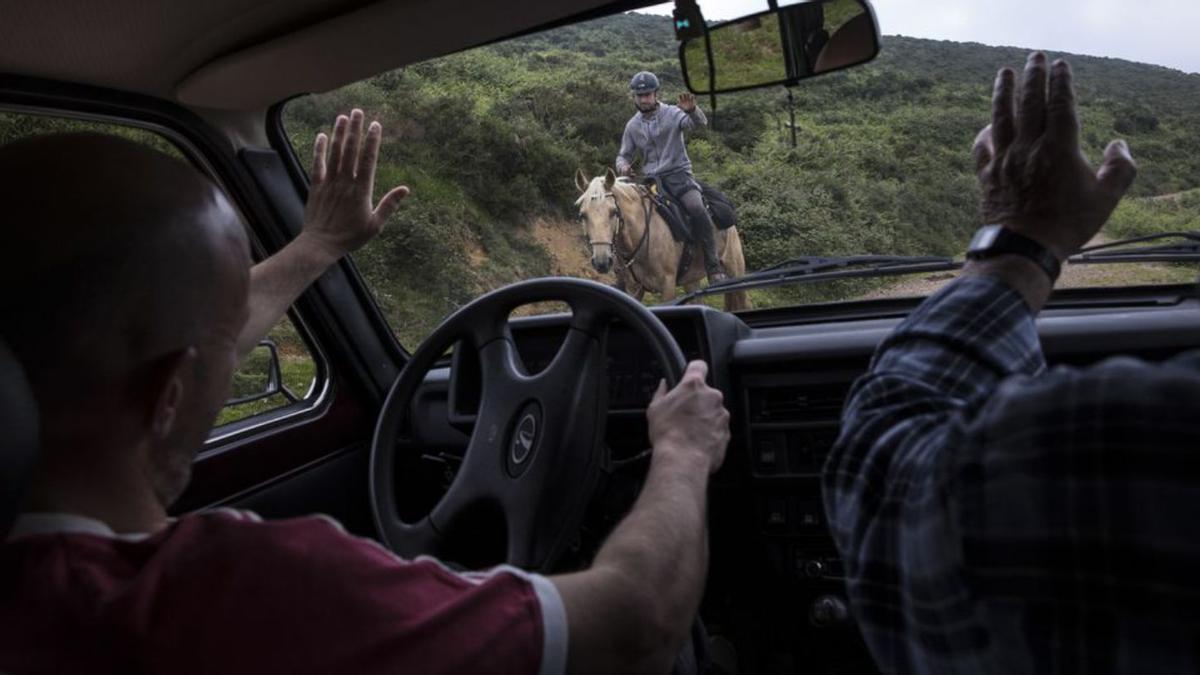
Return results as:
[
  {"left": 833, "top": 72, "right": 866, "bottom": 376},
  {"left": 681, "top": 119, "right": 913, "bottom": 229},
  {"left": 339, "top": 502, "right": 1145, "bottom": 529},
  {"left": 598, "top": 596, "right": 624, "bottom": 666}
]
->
[{"left": 749, "top": 382, "right": 851, "bottom": 424}]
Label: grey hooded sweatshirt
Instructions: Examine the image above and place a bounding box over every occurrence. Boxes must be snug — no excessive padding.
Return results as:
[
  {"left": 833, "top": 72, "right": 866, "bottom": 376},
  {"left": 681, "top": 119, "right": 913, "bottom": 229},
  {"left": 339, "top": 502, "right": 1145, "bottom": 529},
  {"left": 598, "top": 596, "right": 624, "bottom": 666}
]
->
[{"left": 615, "top": 102, "right": 707, "bottom": 177}]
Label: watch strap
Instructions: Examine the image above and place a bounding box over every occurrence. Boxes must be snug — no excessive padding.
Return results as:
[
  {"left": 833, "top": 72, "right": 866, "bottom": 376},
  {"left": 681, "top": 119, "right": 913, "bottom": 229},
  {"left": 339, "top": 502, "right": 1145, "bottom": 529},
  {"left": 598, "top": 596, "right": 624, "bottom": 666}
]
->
[{"left": 966, "top": 225, "right": 1062, "bottom": 282}]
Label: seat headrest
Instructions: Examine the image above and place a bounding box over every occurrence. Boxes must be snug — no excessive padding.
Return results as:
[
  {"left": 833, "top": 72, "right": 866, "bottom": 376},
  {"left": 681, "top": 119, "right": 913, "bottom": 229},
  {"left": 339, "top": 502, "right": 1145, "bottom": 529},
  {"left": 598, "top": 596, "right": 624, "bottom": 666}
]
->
[{"left": 0, "top": 337, "right": 38, "bottom": 540}]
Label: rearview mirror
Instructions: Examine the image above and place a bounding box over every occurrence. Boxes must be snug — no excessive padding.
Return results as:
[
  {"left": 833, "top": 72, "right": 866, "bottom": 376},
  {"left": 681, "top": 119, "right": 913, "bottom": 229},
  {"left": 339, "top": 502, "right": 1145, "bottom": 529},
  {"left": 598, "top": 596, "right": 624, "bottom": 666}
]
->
[{"left": 680, "top": 0, "right": 880, "bottom": 94}]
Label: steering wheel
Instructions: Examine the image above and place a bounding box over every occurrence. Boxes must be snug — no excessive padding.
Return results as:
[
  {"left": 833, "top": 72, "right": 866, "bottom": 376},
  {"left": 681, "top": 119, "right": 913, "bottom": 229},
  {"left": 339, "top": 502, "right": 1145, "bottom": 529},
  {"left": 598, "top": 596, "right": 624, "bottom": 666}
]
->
[{"left": 370, "top": 277, "right": 686, "bottom": 571}]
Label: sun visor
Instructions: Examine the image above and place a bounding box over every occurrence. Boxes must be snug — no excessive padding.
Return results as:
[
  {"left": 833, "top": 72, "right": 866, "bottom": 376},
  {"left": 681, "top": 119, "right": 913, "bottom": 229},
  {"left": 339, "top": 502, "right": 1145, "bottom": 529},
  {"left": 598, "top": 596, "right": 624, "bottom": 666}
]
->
[{"left": 176, "top": 0, "right": 616, "bottom": 110}]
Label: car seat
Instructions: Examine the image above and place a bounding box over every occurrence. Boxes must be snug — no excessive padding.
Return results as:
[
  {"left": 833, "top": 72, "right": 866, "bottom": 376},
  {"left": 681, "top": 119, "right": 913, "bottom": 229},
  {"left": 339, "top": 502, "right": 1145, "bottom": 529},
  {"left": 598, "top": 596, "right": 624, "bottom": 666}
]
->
[{"left": 0, "top": 336, "right": 38, "bottom": 540}]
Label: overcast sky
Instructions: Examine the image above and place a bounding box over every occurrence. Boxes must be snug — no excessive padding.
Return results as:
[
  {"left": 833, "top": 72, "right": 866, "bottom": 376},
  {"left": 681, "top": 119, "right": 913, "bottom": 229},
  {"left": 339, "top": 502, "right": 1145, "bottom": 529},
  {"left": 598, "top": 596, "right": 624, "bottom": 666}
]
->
[{"left": 641, "top": 0, "right": 1200, "bottom": 73}]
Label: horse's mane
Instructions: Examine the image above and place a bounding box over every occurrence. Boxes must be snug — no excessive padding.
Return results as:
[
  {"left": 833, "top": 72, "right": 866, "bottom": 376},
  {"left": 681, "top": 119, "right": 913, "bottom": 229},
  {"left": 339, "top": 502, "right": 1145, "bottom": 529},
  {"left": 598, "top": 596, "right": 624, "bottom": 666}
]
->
[
  {"left": 574, "top": 175, "right": 638, "bottom": 208},
  {"left": 574, "top": 177, "right": 606, "bottom": 207}
]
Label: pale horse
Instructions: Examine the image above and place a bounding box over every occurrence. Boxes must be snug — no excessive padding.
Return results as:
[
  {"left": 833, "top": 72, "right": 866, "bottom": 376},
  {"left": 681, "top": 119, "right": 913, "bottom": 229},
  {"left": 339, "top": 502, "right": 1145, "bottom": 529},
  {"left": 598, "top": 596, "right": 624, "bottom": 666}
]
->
[{"left": 573, "top": 168, "right": 750, "bottom": 311}]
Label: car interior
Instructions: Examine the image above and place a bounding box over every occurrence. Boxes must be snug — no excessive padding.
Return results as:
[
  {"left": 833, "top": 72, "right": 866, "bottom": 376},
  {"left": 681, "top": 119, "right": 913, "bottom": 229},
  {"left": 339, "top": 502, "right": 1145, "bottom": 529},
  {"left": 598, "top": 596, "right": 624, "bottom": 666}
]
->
[{"left": 3, "top": 0, "right": 1200, "bottom": 673}]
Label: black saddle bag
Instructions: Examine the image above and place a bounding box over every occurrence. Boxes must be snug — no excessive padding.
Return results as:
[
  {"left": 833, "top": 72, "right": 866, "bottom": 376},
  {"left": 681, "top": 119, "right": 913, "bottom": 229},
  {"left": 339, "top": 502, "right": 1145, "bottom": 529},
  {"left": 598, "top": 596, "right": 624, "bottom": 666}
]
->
[{"left": 698, "top": 181, "right": 737, "bottom": 230}]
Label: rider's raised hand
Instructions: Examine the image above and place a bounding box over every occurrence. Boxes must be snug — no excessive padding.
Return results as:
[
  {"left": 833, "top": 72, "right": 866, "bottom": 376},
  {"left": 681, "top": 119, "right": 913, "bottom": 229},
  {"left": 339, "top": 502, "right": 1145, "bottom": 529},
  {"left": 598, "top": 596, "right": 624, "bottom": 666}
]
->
[
  {"left": 678, "top": 92, "right": 697, "bottom": 113},
  {"left": 971, "top": 53, "right": 1137, "bottom": 260},
  {"left": 300, "top": 108, "right": 411, "bottom": 264},
  {"left": 647, "top": 360, "right": 730, "bottom": 474}
]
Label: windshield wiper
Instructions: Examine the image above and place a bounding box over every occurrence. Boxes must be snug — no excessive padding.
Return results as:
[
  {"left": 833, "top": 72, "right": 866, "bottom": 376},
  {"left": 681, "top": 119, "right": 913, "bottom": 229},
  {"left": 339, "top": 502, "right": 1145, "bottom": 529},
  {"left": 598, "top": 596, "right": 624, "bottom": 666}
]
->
[
  {"left": 670, "top": 233, "right": 1200, "bottom": 307},
  {"left": 1069, "top": 231, "right": 1200, "bottom": 264},
  {"left": 671, "top": 254, "right": 961, "bottom": 305}
]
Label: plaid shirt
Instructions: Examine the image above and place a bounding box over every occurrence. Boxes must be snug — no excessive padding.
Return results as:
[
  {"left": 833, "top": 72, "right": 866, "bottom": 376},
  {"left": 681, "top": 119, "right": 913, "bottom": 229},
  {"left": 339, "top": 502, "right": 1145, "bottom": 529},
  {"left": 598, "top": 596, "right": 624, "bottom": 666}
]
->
[{"left": 823, "top": 274, "right": 1200, "bottom": 674}]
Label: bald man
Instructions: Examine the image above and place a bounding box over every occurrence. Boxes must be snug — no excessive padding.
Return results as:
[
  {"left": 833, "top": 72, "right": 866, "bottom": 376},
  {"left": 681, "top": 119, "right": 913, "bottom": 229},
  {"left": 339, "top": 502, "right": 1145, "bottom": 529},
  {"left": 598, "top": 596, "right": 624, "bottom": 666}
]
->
[{"left": 0, "top": 112, "right": 730, "bottom": 674}]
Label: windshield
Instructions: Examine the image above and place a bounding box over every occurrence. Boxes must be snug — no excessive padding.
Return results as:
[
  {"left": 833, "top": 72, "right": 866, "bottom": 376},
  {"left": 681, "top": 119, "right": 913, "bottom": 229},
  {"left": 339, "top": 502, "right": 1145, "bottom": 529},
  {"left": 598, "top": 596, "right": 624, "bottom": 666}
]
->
[{"left": 282, "top": 0, "right": 1200, "bottom": 349}]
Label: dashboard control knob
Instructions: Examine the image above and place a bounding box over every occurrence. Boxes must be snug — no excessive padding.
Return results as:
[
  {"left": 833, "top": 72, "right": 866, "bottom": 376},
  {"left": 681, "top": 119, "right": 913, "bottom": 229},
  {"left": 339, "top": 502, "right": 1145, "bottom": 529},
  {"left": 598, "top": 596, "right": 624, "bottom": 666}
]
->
[
  {"left": 809, "top": 594, "right": 850, "bottom": 628},
  {"left": 804, "top": 559, "right": 825, "bottom": 579}
]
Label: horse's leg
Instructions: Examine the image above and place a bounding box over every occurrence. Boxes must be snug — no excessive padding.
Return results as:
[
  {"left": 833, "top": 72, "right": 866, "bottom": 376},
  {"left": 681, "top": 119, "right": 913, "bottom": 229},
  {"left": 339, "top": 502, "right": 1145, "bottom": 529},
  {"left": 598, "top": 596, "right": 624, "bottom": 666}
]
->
[
  {"left": 620, "top": 258, "right": 648, "bottom": 301},
  {"left": 612, "top": 260, "right": 630, "bottom": 293},
  {"left": 721, "top": 227, "right": 751, "bottom": 312},
  {"left": 622, "top": 272, "right": 647, "bottom": 302},
  {"left": 621, "top": 263, "right": 647, "bottom": 302},
  {"left": 726, "top": 290, "right": 750, "bottom": 312},
  {"left": 659, "top": 275, "right": 677, "bottom": 303}
]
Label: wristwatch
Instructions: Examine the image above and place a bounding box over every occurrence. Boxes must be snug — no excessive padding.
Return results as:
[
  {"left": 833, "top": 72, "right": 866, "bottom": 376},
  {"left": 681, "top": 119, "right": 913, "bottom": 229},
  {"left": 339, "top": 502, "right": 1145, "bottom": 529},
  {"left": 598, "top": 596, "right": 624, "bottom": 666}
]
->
[{"left": 966, "top": 224, "right": 1061, "bottom": 282}]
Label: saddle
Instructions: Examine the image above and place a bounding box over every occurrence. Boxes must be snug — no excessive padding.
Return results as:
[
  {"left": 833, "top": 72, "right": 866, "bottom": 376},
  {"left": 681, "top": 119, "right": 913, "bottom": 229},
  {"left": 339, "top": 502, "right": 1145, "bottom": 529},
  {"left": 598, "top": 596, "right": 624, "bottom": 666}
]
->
[
  {"left": 642, "top": 177, "right": 738, "bottom": 244},
  {"left": 638, "top": 177, "right": 738, "bottom": 282}
]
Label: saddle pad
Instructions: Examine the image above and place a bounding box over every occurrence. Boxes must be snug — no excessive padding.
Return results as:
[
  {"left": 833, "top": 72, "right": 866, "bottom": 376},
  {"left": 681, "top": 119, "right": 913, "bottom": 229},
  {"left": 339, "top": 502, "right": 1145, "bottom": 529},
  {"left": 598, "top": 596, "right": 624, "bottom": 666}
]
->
[{"left": 653, "top": 196, "right": 693, "bottom": 243}]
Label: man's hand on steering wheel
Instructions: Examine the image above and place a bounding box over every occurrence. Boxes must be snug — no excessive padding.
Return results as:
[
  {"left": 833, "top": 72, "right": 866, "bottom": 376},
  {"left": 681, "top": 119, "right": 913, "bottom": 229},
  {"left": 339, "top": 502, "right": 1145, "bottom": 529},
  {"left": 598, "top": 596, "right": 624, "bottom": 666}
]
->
[{"left": 648, "top": 360, "right": 729, "bottom": 475}]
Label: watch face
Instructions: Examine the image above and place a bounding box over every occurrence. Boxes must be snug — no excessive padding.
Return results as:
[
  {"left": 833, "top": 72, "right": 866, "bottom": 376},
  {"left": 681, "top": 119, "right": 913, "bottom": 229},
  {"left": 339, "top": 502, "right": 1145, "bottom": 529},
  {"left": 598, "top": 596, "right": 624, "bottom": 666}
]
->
[{"left": 969, "top": 225, "right": 1001, "bottom": 252}]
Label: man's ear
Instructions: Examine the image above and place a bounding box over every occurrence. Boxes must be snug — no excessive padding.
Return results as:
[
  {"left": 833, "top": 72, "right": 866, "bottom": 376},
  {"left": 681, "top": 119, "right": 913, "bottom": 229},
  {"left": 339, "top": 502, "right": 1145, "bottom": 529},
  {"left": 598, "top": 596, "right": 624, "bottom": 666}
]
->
[
  {"left": 575, "top": 168, "right": 590, "bottom": 193},
  {"left": 144, "top": 347, "right": 198, "bottom": 441},
  {"left": 604, "top": 167, "right": 616, "bottom": 190}
]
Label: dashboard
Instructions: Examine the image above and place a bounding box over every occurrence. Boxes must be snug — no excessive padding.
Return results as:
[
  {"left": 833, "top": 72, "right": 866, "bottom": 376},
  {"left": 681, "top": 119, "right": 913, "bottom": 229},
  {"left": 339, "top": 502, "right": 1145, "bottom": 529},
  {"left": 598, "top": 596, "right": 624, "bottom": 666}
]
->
[{"left": 401, "top": 282, "right": 1200, "bottom": 674}]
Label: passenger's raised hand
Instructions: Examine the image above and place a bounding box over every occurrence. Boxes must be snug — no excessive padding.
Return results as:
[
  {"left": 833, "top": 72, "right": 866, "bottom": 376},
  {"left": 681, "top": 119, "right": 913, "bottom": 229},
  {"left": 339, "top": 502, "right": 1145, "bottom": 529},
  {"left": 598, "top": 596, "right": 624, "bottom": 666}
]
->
[
  {"left": 300, "top": 109, "right": 410, "bottom": 263},
  {"left": 678, "top": 92, "right": 697, "bottom": 112},
  {"left": 647, "top": 360, "right": 730, "bottom": 474},
  {"left": 971, "top": 53, "right": 1137, "bottom": 259}
]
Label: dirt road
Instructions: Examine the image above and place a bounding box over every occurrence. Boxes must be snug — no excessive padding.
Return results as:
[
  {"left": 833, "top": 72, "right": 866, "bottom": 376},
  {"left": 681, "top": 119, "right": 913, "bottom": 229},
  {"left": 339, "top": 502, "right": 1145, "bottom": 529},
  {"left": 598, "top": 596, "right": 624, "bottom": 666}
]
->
[{"left": 861, "top": 233, "right": 1196, "bottom": 300}]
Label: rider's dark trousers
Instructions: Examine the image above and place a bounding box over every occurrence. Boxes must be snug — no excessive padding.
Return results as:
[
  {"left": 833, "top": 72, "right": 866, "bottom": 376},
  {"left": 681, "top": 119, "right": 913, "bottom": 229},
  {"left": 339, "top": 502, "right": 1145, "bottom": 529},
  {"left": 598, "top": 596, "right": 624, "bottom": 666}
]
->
[{"left": 678, "top": 188, "right": 723, "bottom": 277}]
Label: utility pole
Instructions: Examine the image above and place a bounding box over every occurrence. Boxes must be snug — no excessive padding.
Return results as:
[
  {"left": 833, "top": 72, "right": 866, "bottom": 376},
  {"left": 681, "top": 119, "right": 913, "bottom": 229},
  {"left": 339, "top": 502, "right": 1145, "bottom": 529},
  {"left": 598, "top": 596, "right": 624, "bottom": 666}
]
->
[{"left": 787, "top": 88, "right": 798, "bottom": 148}]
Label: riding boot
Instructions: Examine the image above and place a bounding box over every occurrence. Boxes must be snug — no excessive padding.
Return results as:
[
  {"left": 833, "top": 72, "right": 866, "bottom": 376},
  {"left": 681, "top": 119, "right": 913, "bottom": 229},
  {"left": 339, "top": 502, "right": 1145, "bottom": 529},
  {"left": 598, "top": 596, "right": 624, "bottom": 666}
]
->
[{"left": 698, "top": 230, "right": 726, "bottom": 284}]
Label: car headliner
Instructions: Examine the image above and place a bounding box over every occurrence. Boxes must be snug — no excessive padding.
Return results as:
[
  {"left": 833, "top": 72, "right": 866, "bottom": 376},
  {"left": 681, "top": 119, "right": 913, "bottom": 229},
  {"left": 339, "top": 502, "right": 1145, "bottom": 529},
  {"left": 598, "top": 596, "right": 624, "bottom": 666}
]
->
[{"left": 0, "top": 0, "right": 646, "bottom": 111}]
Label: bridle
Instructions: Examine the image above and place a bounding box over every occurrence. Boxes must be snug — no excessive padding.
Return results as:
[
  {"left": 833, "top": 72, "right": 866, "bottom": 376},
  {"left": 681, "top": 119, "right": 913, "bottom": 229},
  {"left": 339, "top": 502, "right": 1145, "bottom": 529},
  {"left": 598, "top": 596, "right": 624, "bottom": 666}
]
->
[
  {"left": 586, "top": 191, "right": 625, "bottom": 248},
  {"left": 584, "top": 187, "right": 653, "bottom": 272}
]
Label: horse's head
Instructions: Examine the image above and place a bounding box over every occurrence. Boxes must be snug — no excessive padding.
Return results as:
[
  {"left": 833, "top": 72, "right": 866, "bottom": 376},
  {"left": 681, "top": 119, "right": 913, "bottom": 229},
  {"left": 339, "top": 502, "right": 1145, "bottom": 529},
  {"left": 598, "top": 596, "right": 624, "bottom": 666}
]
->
[{"left": 574, "top": 168, "right": 620, "bottom": 274}]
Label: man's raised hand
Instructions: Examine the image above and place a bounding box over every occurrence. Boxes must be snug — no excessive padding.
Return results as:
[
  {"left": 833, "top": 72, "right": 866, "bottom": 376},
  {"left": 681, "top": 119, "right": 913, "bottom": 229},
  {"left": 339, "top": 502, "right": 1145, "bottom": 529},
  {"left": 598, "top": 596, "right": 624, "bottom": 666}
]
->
[
  {"left": 678, "top": 92, "right": 697, "bottom": 113},
  {"left": 301, "top": 109, "right": 410, "bottom": 264},
  {"left": 971, "top": 53, "right": 1137, "bottom": 260}
]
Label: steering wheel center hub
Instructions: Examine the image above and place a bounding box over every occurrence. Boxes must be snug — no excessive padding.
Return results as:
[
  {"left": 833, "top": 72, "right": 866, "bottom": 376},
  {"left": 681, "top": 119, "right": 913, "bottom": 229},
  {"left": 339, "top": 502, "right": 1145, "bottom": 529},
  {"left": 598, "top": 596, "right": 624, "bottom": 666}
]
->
[{"left": 506, "top": 401, "right": 543, "bottom": 477}]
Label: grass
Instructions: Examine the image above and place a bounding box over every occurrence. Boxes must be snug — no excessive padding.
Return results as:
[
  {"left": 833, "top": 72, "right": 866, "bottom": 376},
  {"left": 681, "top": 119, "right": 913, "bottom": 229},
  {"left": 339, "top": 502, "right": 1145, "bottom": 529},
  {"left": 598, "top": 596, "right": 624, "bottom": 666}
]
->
[{"left": 1106, "top": 188, "right": 1200, "bottom": 239}]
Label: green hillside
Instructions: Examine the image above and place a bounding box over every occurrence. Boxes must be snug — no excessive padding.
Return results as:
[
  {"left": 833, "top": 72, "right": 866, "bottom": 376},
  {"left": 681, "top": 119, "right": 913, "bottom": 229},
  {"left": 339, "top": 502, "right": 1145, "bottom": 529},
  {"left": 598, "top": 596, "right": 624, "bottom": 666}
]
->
[
  {"left": 280, "top": 13, "right": 1200, "bottom": 346},
  {"left": 1108, "top": 187, "right": 1200, "bottom": 238}
]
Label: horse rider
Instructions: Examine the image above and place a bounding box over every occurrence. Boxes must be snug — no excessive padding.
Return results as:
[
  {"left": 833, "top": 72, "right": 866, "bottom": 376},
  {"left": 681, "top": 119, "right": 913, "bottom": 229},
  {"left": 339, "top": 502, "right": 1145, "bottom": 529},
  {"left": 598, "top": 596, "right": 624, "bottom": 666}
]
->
[{"left": 615, "top": 71, "right": 726, "bottom": 284}]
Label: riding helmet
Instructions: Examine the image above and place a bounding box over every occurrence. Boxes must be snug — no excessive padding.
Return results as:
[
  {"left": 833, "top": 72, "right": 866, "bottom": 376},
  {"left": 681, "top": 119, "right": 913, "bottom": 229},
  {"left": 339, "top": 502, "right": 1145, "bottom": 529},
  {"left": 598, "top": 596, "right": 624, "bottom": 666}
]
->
[{"left": 629, "top": 71, "right": 660, "bottom": 94}]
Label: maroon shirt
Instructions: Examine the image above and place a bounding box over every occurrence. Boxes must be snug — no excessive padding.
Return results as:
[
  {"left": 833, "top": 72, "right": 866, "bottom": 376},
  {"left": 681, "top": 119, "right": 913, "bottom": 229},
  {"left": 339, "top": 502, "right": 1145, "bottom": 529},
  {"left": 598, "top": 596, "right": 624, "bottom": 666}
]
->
[{"left": 0, "top": 509, "right": 566, "bottom": 674}]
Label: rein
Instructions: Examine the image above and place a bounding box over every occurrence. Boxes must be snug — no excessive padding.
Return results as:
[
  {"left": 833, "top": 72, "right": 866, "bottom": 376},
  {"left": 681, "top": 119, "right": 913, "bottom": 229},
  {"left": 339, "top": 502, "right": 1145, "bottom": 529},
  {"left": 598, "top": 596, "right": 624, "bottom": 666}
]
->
[{"left": 604, "top": 188, "right": 652, "bottom": 273}]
